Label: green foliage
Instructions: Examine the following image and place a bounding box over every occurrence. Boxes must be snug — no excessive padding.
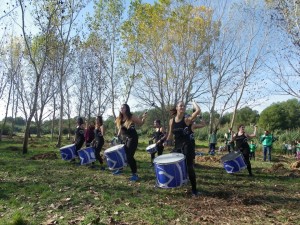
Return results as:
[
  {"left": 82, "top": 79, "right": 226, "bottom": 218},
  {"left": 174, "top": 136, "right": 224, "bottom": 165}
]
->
[
  {"left": 0, "top": 124, "right": 12, "bottom": 135},
  {"left": 235, "top": 107, "right": 259, "bottom": 126},
  {"left": 258, "top": 99, "right": 300, "bottom": 130}
]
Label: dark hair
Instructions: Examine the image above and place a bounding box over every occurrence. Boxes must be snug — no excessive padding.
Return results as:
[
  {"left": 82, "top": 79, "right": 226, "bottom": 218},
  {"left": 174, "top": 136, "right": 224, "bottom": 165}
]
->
[
  {"left": 119, "top": 103, "right": 132, "bottom": 119},
  {"left": 237, "top": 124, "right": 244, "bottom": 130},
  {"left": 96, "top": 115, "right": 103, "bottom": 126},
  {"left": 154, "top": 119, "right": 161, "bottom": 125},
  {"left": 77, "top": 117, "right": 84, "bottom": 125},
  {"left": 169, "top": 101, "right": 184, "bottom": 117}
]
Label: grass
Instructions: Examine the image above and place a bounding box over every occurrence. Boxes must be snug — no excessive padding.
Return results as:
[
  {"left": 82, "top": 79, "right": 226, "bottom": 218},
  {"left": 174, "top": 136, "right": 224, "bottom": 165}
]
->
[{"left": 0, "top": 135, "right": 299, "bottom": 225}]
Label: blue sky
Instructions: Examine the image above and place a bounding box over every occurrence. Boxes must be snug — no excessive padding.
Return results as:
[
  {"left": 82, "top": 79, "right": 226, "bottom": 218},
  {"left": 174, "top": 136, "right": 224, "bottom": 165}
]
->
[{"left": 0, "top": 0, "right": 295, "bottom": 120}]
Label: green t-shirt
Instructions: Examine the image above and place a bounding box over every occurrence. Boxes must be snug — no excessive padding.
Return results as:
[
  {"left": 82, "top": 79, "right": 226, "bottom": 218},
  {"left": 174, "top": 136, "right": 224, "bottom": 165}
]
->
[
  {"left": 249, "top": 144, "right": 257, "bottom": 152},
  {"left": 260, "top": 134, "right": 273, "bottom": 146}
]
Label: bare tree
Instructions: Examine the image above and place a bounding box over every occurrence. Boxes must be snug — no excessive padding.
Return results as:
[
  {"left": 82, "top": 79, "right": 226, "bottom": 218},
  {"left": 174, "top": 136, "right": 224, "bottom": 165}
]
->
[
  {"left": 0, "top": 36, "right": 23, "bottom": 141},
  {"left": 18, "top": 0, "right": 56, "bottom": 153},
  {"left": 267, "top": 0, "right": 300, "bottom": 99}
]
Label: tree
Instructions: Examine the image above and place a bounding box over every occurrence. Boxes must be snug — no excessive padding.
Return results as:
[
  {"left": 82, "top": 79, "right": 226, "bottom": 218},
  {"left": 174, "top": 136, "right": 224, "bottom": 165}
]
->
[
  {"left": 86, "top": 0, "right": 125, "bottom": 119},
  {"left": 18, "top": 0, "right": 57, "bottom": 153},
  {"left": 266, "top": 0, "right": 300, "bottom": 99},
  {"left": 122, "top": 0, "right": 213, "bottom": 126},
  {"left": 0, "top": 36, "right": 23, "bottom": 141},
  {"left": 258, "top": 99, "right": 300, "bottom": 130}
]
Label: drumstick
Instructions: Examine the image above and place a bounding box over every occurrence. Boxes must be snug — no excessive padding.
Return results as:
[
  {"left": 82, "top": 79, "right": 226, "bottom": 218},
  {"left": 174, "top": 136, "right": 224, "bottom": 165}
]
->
[{"left": 145, "top": 102, "right": 155, "bottom": 114}]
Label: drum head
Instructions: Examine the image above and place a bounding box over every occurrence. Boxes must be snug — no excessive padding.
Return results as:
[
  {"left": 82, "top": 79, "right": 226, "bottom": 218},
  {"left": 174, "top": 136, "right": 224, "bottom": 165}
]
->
[
  {"left": 221, "top": 151, "right": 240, "bottom": 163},
  {"left": 146, "top": 144, "right": 156, "bottom": 150},
  {"left": 60, "top": 144, "right": 75, "bottom": 150},
  {"left": 105, "top": 144, "right": 124, "bottom": 153},
  {"left": 153, "top": 153, "right": 185, "bottom": 165}
]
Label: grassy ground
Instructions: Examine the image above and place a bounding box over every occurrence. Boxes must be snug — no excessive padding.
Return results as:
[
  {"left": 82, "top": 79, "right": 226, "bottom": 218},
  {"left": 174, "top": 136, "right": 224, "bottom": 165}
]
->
[{"left": 0, "top": 135, "right": 299, "bottom": 225}]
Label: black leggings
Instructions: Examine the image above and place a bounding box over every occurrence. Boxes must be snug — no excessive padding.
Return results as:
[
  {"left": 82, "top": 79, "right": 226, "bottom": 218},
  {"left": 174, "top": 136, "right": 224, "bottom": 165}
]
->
[
  {"left": 240, "top": 148, "right": 252, "bottom": 175},
  {"left": 125, "top": 137, "right": 138, "bottom": 174},
  {"left": 151, "top": 144, "right": 164, "bottom": 161},
  {"left": 174, "top": 143, "right": 197, "bottom": 192},
  {"left": 95, "top": 139, "right": 104, "bottom": 164}
]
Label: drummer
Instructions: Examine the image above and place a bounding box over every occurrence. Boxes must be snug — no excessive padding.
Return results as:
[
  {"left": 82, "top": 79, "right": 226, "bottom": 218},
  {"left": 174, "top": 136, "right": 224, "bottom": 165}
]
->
[
  {"left": 115, "top": 103, "right": 147, "bottom": 181},
  {"left": 72, "top": 117, "right": 85, "bottom": 162},
  {"left": 164, "top": 101, "right": 201, "bottom": 196},
  {"left": 92, "top": 115, "right": 106, "bottom": 170},
  {"left": 149, "top": 120, "right": 166, "bottom": 166},
  {"left": 232, "top": 124, "right": 257, "bottom": 176}
]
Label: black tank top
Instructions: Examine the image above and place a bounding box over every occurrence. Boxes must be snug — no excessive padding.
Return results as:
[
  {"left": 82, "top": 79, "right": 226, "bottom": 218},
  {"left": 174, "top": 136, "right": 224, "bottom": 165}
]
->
[
  {"left": 121, "top": 120, "right": 137, "bottom": 138},
  {"left": 235, "top": 132, "right": 249, "bottom": 150},
  {"left": 172, "top": 117, "right": 191, "bottom": 149},
  {"left": 95, "top": 128, "right": 104, "bottom": 141},
  {"left": 154, "top": 128, "right": 164, "bottom": 142}
]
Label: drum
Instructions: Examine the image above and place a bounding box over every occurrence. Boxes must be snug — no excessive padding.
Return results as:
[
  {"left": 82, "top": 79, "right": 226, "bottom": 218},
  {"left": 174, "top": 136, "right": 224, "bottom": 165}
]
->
[
  {"left": 104, "top": 144, "right": 127, "bottom": 170},
  {"left": 146, "top": 144, "right": 157, "bottom": 154},
  {"left": 60, "top": 144, "right": 77, "bottom": 161},
  {"left": 221, "top": 151, "right": 247, "bottom": 173},
  {"left": 78, "top": 147, "right": 96, "bottom": 165},
  {"left": 153, "top": 153, "right": 188, "bottom": 188}
]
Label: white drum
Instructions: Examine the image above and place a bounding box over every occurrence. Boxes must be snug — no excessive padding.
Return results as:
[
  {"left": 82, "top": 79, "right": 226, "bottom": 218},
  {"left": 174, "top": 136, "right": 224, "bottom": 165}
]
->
[
  {"left": 153, "top": 153, "right": 188, "bottom": 188},
  {"left": 104, "top": 144, "right": 127, "bottom": 170}
]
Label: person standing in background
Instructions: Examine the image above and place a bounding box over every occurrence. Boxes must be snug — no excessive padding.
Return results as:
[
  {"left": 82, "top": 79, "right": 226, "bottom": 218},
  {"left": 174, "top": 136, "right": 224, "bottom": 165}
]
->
[
  {"left": 208, "top": 130, "right": 217, "bottom": 155},
  {"left": 249, "top": 141, "right": 257, "bottom": 160},
  {"left": 260, "top": 130, "right": 276, "bottom": 162}
]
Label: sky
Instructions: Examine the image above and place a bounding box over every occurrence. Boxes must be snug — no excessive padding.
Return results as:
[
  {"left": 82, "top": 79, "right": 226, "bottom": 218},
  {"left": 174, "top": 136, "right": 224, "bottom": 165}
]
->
[{"left": 0, "top": 0, "right": 296, "bottom": 120}]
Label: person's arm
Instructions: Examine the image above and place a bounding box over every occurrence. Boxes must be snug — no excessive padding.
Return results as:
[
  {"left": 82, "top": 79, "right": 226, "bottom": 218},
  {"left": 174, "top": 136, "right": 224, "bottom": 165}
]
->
[
  {"left": 164, "top": 119, "right": 173, "bottom": 146},
  {"left": 192, "top": 122, "right": 205, "bottom": 131},
  {"left": 100, "top": 125, "right": 105, "bottom": 136},
  {"left": 131, "top": 113, "right": 147, "bottom": 126},
  {"left": 186, "top": 101, "right": 200, "bottom": 125},
  {"left": 247, "top": 126, "right": 257, "bottom": 138},
  {"left": 156, "top": 127, "right": 166, "bottom": 144}
]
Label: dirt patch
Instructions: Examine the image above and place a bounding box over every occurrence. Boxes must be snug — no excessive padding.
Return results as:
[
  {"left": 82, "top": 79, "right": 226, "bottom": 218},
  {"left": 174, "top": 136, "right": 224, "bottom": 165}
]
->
[
  {"left": 29, "top": 152, "right": 58, "bottom": 160},
  {"left": 195, "top": 155, "right": 221, "bottom": 163},
  {"left": 290, "top": 161, "right": 300, "bottom": 169}
]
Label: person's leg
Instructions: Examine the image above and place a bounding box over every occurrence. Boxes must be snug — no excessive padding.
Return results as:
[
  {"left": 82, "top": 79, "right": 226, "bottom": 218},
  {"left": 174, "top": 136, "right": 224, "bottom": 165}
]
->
[
  {"left": 125, "top": 138, "right": 138, "bottom": 174},
  {"left": 242, "top": 149, "right": 252, "bottom": 176},
  {"left": 263, "top": 146, "right": 267, "bottom": 161},
  {"left": 268, "top": 146, "right": 272, "bottom": 161}
]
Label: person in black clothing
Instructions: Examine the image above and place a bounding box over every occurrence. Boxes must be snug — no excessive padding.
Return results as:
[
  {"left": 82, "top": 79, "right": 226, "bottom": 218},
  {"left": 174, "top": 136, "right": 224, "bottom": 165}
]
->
[
  {"left": 149, "top": 119, "right": 165, "bottom": 166},
  {"left": 92, "top": 115, "right": 105, "bottom": 170},
  {"left": 85, "top": 120, "right": 95, "bottom": 147},
  {"left": 72, "top": 117, "right": 85, "bottom": 162},
  {"left": 232, "top": 124, "right": 257, "bottom": 176},
  {"left": 164, "top": 101, "right": 201, "bottom": 196},
  {"left": 115, "top": 103, "right": 147, "bottom": 181}
]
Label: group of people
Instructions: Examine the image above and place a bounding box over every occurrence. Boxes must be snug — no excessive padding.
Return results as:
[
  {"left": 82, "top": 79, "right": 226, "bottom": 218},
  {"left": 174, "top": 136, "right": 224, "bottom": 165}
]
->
[
  {"left": 73, "top": 116, "right": 106, "bottom": 170},
  {"left": 71, "top": 101, "right": 268, "bottom": 196}
]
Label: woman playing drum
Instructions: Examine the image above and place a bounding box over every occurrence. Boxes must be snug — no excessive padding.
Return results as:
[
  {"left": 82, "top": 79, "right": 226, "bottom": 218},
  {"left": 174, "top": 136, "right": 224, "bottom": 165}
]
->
[
  {"left": 232, "top": 124, "right": 257, "bottom": 176},
  {"left": 149, "top": 119, "right": 165, "bottom": 166},
  {"left": 164, "top": 101, "right": 201, "bottom": 196},
  {"left": 92, "top": 115, "right": 105, "bottom": 170},
  {"left": 115, "top": 103, "right": 147, "bottom": 181}
]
